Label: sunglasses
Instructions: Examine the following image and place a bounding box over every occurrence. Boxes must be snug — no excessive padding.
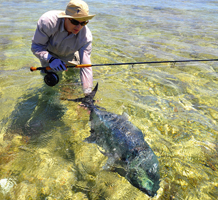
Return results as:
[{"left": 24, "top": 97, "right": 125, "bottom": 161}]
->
[{"left": 69, "top": 18, "right": 89, "bottom": 26}]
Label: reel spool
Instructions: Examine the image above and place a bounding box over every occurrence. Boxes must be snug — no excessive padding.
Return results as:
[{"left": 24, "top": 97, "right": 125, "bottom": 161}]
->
[{"left": 44, "top": 72, "right": 59, "bottom": 87}]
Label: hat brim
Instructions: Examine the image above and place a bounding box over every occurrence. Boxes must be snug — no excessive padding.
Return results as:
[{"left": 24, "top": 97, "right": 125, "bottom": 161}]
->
[{"left": 58, "top": 11, "right": 95, "bottom": 21}]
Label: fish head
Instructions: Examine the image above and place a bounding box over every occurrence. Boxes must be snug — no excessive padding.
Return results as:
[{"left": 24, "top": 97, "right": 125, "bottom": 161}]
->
[
  {"left": 126, "top": 151, "right": 160, "bottom": 197},
  {"left": 126, "top": 167, "right": 157, "bottom": 196}
]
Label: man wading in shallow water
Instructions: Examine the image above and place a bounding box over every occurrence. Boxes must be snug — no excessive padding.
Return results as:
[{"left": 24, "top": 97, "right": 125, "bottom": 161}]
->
[{"left": 31, "top": 0, "right": 95, "bottom": 95}]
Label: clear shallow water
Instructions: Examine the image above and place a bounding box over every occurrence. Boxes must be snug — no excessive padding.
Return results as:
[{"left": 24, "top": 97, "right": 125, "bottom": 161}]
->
[{"left": 0, "top": 0, "right": 218, "bottom": 199}]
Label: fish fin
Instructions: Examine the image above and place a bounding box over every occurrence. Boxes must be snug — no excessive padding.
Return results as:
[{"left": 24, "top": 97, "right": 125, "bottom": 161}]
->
[
  {"left": 89, "top": 83, "right": 98, "bottom": 99},
  {"left": 68, "top": 97, "right": 84, "bottom": 102},
  {"left": 95, "top": 105, "right": 106, "bottom": 110},
  {"left": 121, "top": 112, "right": 130, "bottom": 120},
  {"left": 113, "top": 166, "right": 127, "bottom": 177},
  {"left": 67, "top": 83, "right": 98, "bottom": 106},
  {"left": 103, "top": 157, "right": 117, "bottom": 170},
  {"left": 84, "top": 129, "right": 97, "bottom": 143},
  {"left": 103, "top": 158, "right": 127, "bottom": 176},
  {"left": 97, "top": 146, "right": 111, "bottom": 157}
]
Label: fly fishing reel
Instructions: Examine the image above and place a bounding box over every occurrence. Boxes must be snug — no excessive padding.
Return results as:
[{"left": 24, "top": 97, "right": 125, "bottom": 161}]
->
[{"left": 44, "top": 72, "right": 59, "bottom": 87}]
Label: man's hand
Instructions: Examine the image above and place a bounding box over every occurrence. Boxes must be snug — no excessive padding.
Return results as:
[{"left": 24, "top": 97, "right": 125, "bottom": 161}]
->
[{"left": 49, "top": 57, "right": 67, "bottom": 72}]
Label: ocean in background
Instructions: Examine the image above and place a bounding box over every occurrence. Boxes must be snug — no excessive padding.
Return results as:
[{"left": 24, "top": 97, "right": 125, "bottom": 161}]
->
[{"left": 0, "top": 0, "right": 218, "bottom": 199}]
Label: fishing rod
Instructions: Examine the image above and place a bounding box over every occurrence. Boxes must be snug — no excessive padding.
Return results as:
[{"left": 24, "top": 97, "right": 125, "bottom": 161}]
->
[
  {"left": 30, "top": 58, "right": 218, "bottom": 72},
  {"left": 30, "top": 58, "right": 218, "bottom": 86}
]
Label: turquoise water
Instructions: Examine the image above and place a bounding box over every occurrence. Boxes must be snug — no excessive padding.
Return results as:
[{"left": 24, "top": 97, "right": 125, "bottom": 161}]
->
[{"left": 0, "top": 0, "right": 218, "bottom": 199}]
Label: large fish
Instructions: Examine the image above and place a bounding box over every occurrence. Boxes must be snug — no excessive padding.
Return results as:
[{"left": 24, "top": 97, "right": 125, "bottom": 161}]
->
[{"left": 69, "top": 83, "right": 160, "bottom": 197}]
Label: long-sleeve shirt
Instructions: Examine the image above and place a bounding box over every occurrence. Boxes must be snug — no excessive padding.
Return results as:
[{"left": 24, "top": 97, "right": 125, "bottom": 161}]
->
[{"left": 31, "top": 10, "right": 93, "bottom": 93}]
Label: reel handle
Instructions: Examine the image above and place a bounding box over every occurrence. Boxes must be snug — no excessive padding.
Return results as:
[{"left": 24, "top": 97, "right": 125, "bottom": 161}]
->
[{"left": 30, "top": 66, "right": 51, "bottom": 71}]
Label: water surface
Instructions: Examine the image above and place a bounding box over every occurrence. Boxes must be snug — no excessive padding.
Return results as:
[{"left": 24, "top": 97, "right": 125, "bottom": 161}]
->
[{"left": 0, "top": 0, "right": 218, "bottom": 199}]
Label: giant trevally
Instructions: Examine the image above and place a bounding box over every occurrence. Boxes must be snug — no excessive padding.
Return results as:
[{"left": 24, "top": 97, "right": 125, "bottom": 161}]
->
[{"left": 68, "top": 83, "right": 160, "bottom": 197}]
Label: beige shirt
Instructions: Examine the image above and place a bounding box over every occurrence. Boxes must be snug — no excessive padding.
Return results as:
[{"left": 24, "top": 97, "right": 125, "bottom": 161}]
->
[{"left": 31, "top": 10, "right": 93, "bottom": 93}]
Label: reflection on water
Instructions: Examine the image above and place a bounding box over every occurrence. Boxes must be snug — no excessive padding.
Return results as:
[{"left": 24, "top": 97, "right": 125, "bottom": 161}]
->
[{"left": 0, "top": 0, "right": 218, "bottom": 199}]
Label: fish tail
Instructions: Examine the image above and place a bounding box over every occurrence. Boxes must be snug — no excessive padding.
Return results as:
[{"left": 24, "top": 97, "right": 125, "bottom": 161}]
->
[{"left": 68, "top": 83, "right": 98, "bottom": 109}]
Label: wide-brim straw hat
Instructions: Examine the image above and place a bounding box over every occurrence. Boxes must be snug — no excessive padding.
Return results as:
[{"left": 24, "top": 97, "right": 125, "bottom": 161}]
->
[{"left": 58, "top": 0, "right": 95, "bottom": 21}]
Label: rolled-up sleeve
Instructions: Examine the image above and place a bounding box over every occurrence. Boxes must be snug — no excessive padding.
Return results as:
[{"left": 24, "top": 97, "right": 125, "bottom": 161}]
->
[
  {"left": 79, "top": 42, "right": 93, "bottom": 94},
  {"left": 31, "top": 15, "right": 53, "bottom": 63}
]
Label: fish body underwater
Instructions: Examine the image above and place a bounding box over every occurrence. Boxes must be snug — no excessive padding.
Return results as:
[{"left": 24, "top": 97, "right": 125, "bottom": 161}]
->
[{"left": 69, "top": 83, "right": 160, "bottom": 197}]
